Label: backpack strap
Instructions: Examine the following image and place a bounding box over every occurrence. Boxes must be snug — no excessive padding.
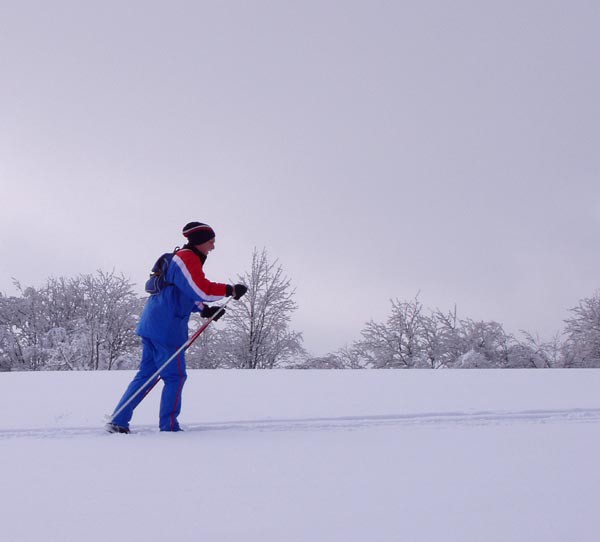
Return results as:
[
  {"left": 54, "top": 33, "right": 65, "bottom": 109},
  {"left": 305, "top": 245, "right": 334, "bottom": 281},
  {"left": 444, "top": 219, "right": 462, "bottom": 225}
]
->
[{"left": 160, "top": 247, "right": 180, "bottom": 287}]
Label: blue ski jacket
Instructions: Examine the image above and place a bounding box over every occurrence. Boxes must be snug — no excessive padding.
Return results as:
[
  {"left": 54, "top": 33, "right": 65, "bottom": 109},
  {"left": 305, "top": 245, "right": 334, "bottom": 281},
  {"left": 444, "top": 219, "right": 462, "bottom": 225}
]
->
[{"left": 136, "top": 247, "right": 229, "bottom": 347}]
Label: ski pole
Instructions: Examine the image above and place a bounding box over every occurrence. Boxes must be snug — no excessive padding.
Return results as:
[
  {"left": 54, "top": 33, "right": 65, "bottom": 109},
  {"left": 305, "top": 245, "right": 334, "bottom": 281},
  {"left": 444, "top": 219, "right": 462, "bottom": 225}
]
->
[{"left": 106, "top": 297, "right": 233, "bottom": 424}]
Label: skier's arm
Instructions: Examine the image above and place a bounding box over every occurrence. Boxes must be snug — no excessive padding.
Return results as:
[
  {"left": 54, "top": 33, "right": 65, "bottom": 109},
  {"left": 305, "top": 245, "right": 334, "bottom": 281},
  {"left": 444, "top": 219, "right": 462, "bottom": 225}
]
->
[{"left": 170, "top": 251, "right": 228, "bottom": 303}]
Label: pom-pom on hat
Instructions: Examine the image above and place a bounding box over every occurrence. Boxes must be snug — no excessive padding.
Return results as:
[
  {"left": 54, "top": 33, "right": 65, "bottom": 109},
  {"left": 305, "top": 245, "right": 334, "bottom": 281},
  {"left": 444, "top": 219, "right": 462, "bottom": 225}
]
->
[{"left": 182, "top": 222, "right": 216, "bottom": 245}]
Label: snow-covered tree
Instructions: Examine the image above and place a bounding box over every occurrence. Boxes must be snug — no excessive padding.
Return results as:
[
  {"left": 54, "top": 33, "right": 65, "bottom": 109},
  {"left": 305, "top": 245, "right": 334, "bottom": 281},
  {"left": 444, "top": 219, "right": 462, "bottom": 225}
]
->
[
  {"left": 186, "top": 323, "right": 223, "bottom": 369},
  {"left": 514, "top": 332, "right": 563, "bottom": 368},
  {"left": 288, "top": 353, "right": 348, "bottom": 369},
  {"left": 457, "top": 319, "right": 512, "bottom": 368},
  {"left": 0, "top": 285, "right": 52, "bottom": 370},
  {"left": 354, "top": 297, "right": 465, "bottom": 368},
  {"left": 218, "top": 248, "right": 305, "bottom": 368},
  {"left": 0, "top": 272, "right": 141, "bottom": 371},
  {"left": 346, "top": 296, "right": 536, "bottom": 369},
  {"left": 358, "top": 297, "right": 427, "bottom": 368},
  {"left": 562, "top": 292, "right": 600, "bottom": 367},
  {"left": 78, "top": 271, "right": 141, "bottom": 370}
]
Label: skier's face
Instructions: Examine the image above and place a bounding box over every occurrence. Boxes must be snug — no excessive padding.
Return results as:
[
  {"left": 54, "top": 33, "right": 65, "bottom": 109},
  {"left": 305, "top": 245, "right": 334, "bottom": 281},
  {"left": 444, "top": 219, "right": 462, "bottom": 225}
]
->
[{"left": 196, "top": 237, "right": 216, "bottom": 255}]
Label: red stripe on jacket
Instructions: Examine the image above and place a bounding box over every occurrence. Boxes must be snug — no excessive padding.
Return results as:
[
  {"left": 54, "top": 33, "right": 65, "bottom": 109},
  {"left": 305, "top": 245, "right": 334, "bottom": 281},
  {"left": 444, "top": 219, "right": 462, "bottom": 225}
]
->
[{"left": 173, "top": 249, "right": 228, "bottom": 300}]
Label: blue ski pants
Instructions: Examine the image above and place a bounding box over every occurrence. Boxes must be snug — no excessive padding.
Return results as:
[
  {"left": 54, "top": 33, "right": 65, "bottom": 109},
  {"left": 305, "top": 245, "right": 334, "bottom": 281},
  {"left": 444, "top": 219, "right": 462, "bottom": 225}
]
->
[{"left": 111, "top": 338, "right": 188, "bottom": 431}]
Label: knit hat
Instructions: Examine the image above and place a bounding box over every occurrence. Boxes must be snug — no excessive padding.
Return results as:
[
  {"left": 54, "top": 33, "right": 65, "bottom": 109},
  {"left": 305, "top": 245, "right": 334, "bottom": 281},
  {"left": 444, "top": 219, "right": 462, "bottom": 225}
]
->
[{"left": 182, "top": 222, "right": 216, "bottom": 245}]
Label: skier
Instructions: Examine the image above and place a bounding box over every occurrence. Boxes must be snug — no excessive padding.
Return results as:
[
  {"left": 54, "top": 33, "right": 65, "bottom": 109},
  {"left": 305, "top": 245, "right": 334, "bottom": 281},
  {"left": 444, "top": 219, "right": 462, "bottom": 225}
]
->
[{"left": 105, "top": 221, "right": 247, "bottom": 433}]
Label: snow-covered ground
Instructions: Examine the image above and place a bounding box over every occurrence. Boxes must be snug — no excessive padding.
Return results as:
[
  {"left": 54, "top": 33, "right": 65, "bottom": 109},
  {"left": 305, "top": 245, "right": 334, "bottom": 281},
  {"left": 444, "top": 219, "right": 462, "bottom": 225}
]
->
[{"left": 2, "top": 369, "right": 600, "bottom": 542}]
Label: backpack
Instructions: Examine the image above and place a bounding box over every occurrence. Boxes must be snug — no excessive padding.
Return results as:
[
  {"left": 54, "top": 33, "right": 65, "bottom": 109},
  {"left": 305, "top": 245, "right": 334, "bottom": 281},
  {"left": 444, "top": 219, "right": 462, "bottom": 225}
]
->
[{"left": 144, "top": 249, "right": 178, "bottom": 295}]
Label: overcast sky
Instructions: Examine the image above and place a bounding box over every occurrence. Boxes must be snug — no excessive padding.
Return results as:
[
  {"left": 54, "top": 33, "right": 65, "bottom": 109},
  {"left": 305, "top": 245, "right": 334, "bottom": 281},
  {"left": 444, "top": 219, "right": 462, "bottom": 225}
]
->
[{"left": 1, "top": 1, "right": 599, "bottom": 356}]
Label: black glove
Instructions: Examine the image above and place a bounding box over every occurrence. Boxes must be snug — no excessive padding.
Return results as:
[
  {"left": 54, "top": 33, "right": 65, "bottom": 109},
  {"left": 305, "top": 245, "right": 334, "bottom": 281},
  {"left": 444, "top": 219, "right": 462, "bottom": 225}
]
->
[
  {"left": 232, "top": 284, "right": 248, "bottom": 300},
  {"left": 226, "top": 284, "right": 248, "bottom": 300},
  {"left": 201, "top": 305, "right": 225, "bottom": 321}
]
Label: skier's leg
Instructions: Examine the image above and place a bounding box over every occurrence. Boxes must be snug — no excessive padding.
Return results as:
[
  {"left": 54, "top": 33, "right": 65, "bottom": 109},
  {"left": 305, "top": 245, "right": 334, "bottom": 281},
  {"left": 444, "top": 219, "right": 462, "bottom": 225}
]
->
[
  {"left": 157, "top": 345, "right": 187, "bottom": 431},
  {"left": 111, "top": 338, "right": 161, "bottom": 429}
]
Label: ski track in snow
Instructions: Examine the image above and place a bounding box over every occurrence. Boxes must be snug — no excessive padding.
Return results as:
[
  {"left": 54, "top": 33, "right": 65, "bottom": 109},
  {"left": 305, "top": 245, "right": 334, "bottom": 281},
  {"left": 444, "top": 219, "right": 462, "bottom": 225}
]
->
[{"left": 3, "top": 407, "right": 600, "bottom": 440}]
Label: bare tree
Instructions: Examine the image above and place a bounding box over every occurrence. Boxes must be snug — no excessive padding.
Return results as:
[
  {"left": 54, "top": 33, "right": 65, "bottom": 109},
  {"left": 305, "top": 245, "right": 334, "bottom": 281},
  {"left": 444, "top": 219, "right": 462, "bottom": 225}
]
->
[
  {"left": 517, "top": 332, "right": 563, "bottom": 368},
  {"left": 350, "top": 296, "right": 531, "bottom": 369},
  {"left": 219, "top": 248, "right": 304, "bottom": 368},
  {"left": 421, "top": 307, "right": 463, "bottom": 368},
  {"left": 562, "top": 292, "right": 600, "bottom": 367},
  {"left": 357, "top": 296, "right": 431, "bottom": 368},
  {"left": 288, "top": 353, "right": 347, "bottom": 369},
  {"left": 80, "top": 271, "right": 141, "bottom": 370},
  {"left": 335, "top": 344, "right": 371, "bottom": 369},
  {"left": 186, "top": 323, "right": 223, "bottom": 369}
]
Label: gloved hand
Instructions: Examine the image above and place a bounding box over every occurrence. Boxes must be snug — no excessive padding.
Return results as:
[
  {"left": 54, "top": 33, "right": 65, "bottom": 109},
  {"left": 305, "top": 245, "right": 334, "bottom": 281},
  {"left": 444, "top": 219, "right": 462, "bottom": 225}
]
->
[
  {"left": 201, "top": 305, "right": 225, "bottom": 321},
  {"left": 226, "top": 284, "right": 248, "bottom": 300},
  {"left": 232, "top": 284, "right": 248, "bottom": 300}
]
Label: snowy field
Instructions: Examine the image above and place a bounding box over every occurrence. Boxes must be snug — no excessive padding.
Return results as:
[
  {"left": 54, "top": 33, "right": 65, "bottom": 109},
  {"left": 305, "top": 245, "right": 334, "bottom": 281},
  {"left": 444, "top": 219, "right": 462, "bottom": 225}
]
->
[{"left": 2, "top": 369, "right": 600, "bottom": 542}]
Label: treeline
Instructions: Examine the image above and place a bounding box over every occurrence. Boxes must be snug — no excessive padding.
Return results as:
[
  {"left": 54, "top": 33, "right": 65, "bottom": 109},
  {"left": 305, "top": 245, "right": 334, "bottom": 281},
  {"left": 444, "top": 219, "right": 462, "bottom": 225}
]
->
[
  {"left": 0, "top": 272, "right": 143, "bottom": 371},
  {"left": 1, "top": 250, "right": 599, "bottom": 370},
  {"left": 0, "top": 249, "right": 304, "bottom": 372},
  {"left": 303, "top": 296, "right": 600, "bottom": 369}
]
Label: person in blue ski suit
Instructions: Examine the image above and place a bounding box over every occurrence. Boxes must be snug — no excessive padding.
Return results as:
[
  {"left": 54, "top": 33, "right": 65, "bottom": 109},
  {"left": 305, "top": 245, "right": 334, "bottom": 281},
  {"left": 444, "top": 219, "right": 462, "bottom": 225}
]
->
[{"left": 106, "top": 222, "right": 247, "bottom": 433}]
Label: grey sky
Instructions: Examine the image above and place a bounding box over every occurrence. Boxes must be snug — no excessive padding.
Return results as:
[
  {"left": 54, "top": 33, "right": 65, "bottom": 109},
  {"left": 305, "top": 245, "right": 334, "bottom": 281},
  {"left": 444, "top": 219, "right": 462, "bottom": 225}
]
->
[{"left": 1, "top": 1, "right": 599, "bottom": 355}]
